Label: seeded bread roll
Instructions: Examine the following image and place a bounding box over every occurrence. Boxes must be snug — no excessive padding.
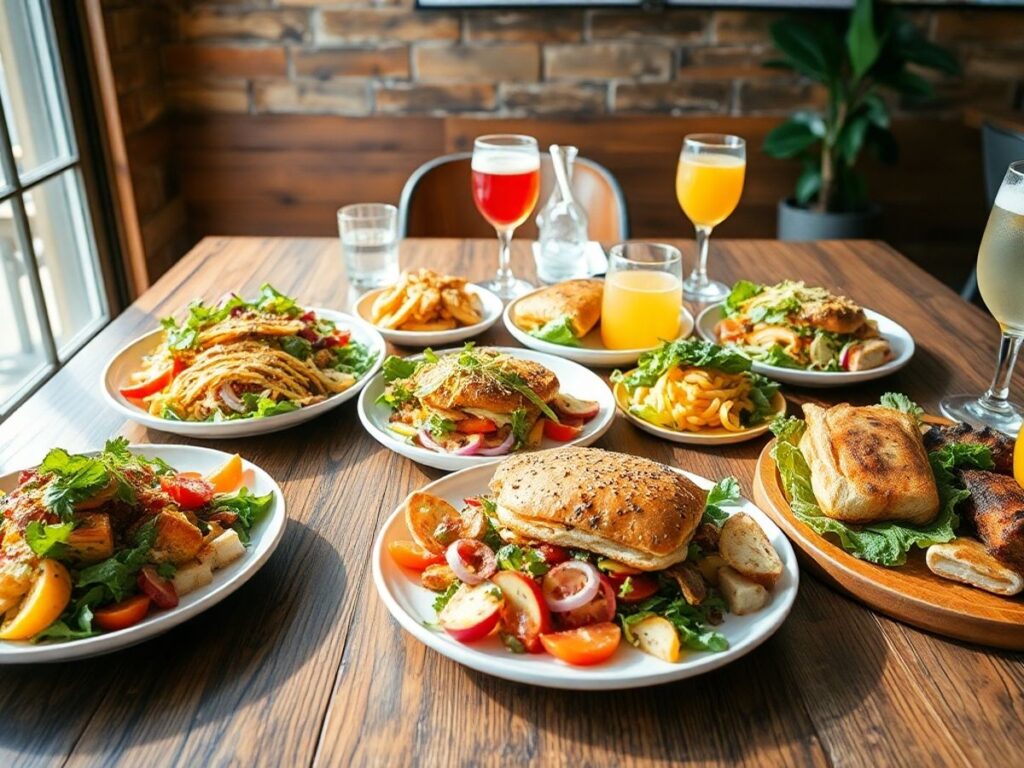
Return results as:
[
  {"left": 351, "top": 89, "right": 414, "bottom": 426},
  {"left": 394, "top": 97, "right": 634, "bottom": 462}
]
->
[{"left": 489, "top": 446, "right": 704, "bottom": 571}]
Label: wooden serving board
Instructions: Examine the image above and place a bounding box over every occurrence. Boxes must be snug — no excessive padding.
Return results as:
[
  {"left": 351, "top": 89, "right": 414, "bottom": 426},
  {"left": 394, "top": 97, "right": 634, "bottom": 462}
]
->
[{"left": 753, "top": 439, "right": 1024, "bottom": 650}]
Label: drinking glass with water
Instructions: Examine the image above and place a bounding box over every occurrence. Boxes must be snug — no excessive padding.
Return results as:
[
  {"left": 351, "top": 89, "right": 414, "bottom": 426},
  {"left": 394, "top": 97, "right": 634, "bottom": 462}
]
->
[{"left": 338, "top": 203, "right": 400, "bottom": 289}]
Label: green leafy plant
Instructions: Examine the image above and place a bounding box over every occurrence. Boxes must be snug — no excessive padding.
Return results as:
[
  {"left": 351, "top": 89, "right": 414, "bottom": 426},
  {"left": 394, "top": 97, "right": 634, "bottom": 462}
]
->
[{"left": 763, "top": 0, "right": 959, "bottom": 213}]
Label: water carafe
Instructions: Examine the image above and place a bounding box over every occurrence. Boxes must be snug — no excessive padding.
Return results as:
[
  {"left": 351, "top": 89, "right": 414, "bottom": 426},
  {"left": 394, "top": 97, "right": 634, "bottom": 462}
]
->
[{"left": 536, "top": 145, "right": 589, "bottom": 284}]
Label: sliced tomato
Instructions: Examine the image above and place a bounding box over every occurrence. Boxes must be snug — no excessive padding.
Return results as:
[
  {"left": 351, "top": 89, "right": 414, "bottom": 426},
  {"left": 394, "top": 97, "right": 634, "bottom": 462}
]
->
[
  {"left": 334, "top": 329, "right": 351, "bottom": 346},
  {"left": 611, "top": 573, "right": 659, "bottom": 604},
  {"left": 388, "top": 540, "right": 444, "bottom": 571},
  {"left": 540, "top": 622, "right": 621, "bottom": 666},
  {"left": 94, "top": 594, "right": 151, "bottom": 632},
  {"left": 543, "top": 420, "right": 583, "bottom": 442},
  {"left": 120, "top": 358, "right": 186, "bottom": 399},
  {"left": 463, "top": 496, "right": 482, "bottom": 508},
  {"left": 160, "top": 474, "right": 214, "bottom": 510},
  {"left": 456, "top": 417, "right": 498, "bottom": 434},
  {"left": 555, "top": 574, "right": 616, "bottom": 630},
  {"left": 137, "top": 566, "right": 179, "bottom": 610},
  {"left": 537, "top": 544, "right": 570, "bottom": 566}
]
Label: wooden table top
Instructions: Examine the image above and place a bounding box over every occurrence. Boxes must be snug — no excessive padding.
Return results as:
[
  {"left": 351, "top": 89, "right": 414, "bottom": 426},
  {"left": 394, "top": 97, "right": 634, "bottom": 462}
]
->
[{"left": 1, "top": 237, "right": 1021, "bottom": 768}]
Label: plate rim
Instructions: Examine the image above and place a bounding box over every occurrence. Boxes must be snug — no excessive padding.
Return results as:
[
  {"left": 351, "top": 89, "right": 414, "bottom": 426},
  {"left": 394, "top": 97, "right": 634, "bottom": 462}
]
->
[
  {"left": 372, "top": 460, "right": 799, "bottom": 690},
  {"left": 0, "top": 443, "right": 287, "bottom": 663},
  {"left": 356, "top": 345, "right": 617, "bottom": 470},
  {"left": 101, "top": 308, "right": 386, "bottom": 437},
  {"left": 695, "top": 303, "right": 916, "bottom": 382},
  {"left": 355, "top": 283, "right": 503, "bottom": 344}
]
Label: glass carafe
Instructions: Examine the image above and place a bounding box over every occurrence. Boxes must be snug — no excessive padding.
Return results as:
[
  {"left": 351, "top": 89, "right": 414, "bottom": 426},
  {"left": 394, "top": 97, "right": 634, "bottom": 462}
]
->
[{"left": 535, "top": 145, "right": 589, "bottom": 284}]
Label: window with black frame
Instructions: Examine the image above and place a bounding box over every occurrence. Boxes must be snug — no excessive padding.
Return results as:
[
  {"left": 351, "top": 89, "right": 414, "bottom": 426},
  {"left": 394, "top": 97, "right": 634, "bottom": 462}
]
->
[{"left": 0, "top": 1, "right": 109, "bottom": 418}]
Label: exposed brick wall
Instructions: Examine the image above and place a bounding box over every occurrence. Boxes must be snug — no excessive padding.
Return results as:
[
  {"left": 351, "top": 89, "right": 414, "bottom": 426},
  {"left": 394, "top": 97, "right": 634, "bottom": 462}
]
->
[{"left": 155, "top": 2, "right": 1023, "bottom": 118}]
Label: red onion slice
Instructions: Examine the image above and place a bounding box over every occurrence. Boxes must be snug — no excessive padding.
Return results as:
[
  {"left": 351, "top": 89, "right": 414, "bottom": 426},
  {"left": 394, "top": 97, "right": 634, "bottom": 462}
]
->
[
  {"left": 446, "top": 539, "right": 497, "bottom": 585},
  {"left": 219, "top": 383, "right": 245, "bottom": 412},
  {"left": 476, "top": 430, "right": 515, "bottom": 456},
  {"left": 453, "top": 434, "right": 485, "bottom": 456},
  {"left": 541, "top": 561, "right": 601, "bottom": 613}
]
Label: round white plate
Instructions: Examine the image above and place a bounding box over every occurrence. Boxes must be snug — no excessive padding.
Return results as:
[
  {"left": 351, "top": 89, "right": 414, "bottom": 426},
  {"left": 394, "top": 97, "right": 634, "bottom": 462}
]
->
[
  {"left": 355, "top": 284, "right": 503, "bottom": 348},
  {"left": 613, "top": 381, "right": 787, "bottom": 445},
  {"left": 0, "top": 444, "right": 286, "bottom": 664},
  {"left": 357, "top": 346, "right": 615, "bottom": 472},
  {"left": 695, "top": 304, "right": 915, "bottom": 388},
  {"left": 503, "top": 285, "right": 695, "bottom": 368},
  {"left": 372, "top": 461, "right": 799, "bottom": 690},
  {"left": 102, "top": 309, "right": 386, "bottom": 438}
]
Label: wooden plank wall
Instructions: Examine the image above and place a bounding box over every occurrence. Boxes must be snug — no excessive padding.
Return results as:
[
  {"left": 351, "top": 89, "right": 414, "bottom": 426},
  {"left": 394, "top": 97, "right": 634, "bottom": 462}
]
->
[{"left": 174, "top": 114, "right": 986, "bottom": 288}]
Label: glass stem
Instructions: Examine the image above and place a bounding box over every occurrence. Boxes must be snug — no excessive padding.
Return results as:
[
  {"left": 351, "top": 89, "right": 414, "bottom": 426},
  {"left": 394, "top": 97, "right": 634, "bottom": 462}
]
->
[
  {"left": 495, "top": 227, "right": 514, "bottom": 289},
  {"left": 979, "top": 331, "right": 1023, "bottom": 413},
  {"left": 689, "top": 225, "right": 713, "bottom": 288}
]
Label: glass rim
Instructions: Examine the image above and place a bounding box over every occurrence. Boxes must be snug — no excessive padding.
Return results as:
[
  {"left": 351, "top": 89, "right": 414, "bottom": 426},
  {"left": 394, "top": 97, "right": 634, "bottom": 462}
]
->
[
  {"left": 473, "top": 134, "right": 538, "bottom": 150},
  {"left": 338, "top": 202, "right": 397, "bottom": 220},
  {"left": 608, "top": 241, "right": 682, "bottom": 267},
  {"left": 683, "top": 133, "right": 745, "bottom": 150},
  {"left": 1008, "top": 159, "right": 1024, "bottom": 180}
]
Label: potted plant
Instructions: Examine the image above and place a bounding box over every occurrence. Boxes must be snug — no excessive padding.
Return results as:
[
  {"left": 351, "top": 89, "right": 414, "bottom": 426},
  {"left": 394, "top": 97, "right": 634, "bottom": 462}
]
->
[{"left": 763, "top": 0, "right": 960, "bottom": 240}]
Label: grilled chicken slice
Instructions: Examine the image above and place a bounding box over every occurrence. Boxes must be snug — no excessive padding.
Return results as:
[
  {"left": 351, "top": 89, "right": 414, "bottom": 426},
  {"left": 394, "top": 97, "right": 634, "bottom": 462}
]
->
[
  {"left": 797, "top": 294, "right": 866, "bottom": 335},
  {"left": 960, "top": 469, "right": 1024, "bottom": 571},
  {"left": 411, "top": 350, "right": 559, "bottom": 414},
  {"left": 923, "top": 423, "right": 1014, "bottom": 476}
]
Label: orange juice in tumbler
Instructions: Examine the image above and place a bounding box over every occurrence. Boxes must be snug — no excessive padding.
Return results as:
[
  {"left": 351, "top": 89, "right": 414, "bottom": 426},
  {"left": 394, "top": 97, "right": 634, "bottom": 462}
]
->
[
  {"left": 601, "top": 271, "right": 682, "bottom": 350},
  {"left": 676, "top": 154, "right": 746, "bottom": 228}
]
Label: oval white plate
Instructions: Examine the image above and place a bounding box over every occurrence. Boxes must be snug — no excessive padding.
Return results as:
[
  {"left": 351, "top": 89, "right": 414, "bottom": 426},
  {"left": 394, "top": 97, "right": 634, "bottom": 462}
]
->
[
  {"left": 103, "top": 309, "right": 386, "bottom": 438},
  {"left": 0, "top": 444, "right": 286, "bottom": 664},
  {"left": 357, "top": 346, "right": 615, "bottom": 472},
  {"left": 503, "top": 285, "right": 695, "bottom": 368},
  {"left": 355, "top": 284, "right": 503, "bottom": 348},
  {"left": 695, "top": 304, "right": 915, "bottom": 388},
  {"left": 372, "top": 461, "right": 799, "bottom": 690},
  {"left": 613, "top": 381, "right": 787, "bottom": 446}
]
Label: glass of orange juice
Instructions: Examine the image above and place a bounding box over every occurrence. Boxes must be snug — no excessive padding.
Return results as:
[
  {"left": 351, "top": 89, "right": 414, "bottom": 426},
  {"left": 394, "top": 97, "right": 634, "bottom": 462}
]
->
[
  {"left": 601, "top": 242, "right": 683, "bottom": 350},
  {"left": 676, "top": 134, "right": 746, "bottom": 303}
]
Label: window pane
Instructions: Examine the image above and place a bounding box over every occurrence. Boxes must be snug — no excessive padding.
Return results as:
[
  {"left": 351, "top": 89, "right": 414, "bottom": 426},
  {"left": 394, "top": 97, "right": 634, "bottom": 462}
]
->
[
  {"left": 0, "top": 0, "right": 74, "bottom": 178},
  {"left": 24, "top": 169, "right": 108, "bottom": 358},
  {"left": 0, "top": 198, "right": 52, "bottom": 415}
]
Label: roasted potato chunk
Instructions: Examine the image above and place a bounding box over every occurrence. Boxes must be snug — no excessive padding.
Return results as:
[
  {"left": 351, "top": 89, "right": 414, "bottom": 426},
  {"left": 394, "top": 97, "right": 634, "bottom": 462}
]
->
[
  {"left": 719, "top": 566, "right": 768, "bottom": 615},
  {"left": 719, "top": 513, "right": 783, "bottom": 587}
]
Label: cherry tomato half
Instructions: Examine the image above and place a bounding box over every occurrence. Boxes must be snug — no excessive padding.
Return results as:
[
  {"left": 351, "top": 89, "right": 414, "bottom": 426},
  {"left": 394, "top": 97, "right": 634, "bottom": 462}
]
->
[
  {"left": 543, "top": 420, "right": 583, "bottom": 442},
  {"left": 537, "top": 544, "right": 570, "bottom": 566},
  {"left": 611, "top": 573, "right": 659, "bottom": 604},
  {"left": 160, "top": 474, "right": 214, "bottom": 510},
  {"left": 94, "top": 594, "right": 151, "bottom": 632},
  {"left": 137, "top": 566, "right": 179, "bottom": 610},
  {"left": 456, "top": 417, "right": 498, "bottom": 434},
  {"left": 388, "top": 540, "right": 444, "bottom": 571},
  {"left": 540, "top": 622, "right": 621, "bottom": 666},
  {"left": 555, "top": 574, "right": 616, "bottom": 630}
]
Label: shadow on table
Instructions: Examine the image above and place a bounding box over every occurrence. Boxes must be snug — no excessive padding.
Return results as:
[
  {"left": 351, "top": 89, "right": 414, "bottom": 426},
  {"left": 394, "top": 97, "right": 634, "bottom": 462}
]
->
[
  {"left": 0, "top": 521, "right": 343, "bottom": 761},
  {"left": 464, "top": 577, "right": 888, "bottom": 763}
]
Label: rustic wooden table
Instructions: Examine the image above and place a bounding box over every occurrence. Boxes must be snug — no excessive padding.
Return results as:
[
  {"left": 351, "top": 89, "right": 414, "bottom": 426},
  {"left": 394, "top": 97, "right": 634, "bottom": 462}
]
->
[{"left": 1, "top": 237, "right": 1021, "bottom": 767}]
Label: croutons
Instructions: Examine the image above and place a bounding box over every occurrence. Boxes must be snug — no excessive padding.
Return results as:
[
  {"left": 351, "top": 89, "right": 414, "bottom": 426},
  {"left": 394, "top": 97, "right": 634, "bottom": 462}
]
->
[
  {"left": 629, "top": 615, "right": 681, "bottom": 662},
  {"left": 719, "top": 566, "right": 768, "bottom": 615},
  {"left": 420, "top": 564, "right": 457, "bottom": 592},
  {"left": 719, "top": 513, "right": 783, "bottom": 587},
  {"left": 171, "top": 561, "right": 213, "bottom": 597},
  {"left": 150, "top": 510, "right": 204, "bottom": 565},
  {"left": 66, "top": 513, "right": 114, "bottom": 564},
  {"left": 197, "top": 529, "right": 245, "bottom": 570},
  {"left": 696, "top": 553, "right": 727, "bottom": 586}
]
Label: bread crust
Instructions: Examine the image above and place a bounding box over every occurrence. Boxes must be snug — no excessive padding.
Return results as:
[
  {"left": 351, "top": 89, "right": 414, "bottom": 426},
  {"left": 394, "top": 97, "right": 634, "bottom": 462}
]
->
[
  {"left": 489, "top": 447, "right": 703, "bottom": 571},
  {"left": 799, "top": 403, "right": 939, "bottom": 525},
  {"left": 512, "top": 280, "right": 603, "bottom": 337}
]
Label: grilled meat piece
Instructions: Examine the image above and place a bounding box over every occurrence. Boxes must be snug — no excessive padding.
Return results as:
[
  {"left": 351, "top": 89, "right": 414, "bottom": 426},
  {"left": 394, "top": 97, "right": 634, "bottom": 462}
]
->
[
  {"left": 923, "top": 423, "right": 1014, "bottom": 476},
  {"left": 411, "top": 350, "right": 559, "bottom": 414},
  {"left": 797, "top": 295, "right": 866, "bottom": 335},
  {"left": 960, "top": 469, "right": 1024, "bottom": 571}
]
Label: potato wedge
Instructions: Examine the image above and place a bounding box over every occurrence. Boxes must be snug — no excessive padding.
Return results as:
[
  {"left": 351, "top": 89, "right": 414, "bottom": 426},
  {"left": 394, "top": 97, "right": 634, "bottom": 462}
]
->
[
  {"left": 403, "top": 492, "right": 462, "bottom": 554},
  {"left": 628, "top": 615, "right": 681, "bottom": 662},
  {"left": 719, "top": 513, "right": 783, "bottom": 587},
  {"left": 719, "top": 566, "right": 768, "bottom": 615}
]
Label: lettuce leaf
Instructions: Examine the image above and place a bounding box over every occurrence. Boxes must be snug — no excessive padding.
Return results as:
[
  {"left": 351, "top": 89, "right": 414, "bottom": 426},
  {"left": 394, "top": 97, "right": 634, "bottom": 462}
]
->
[
  {"left": 528, "top": 315, "right": 581, "bottom": 347},
  {"left": 24, "top": 521, "right": 74, "bottom": 559},
  {"left": 880, "top": 392, "right": 924, "bottom": 426},
  {"left": 613, "top": 339, "right": 752, "bottom": 391},
  {"left": 724, "top": 280, "right": 763, "bottom": 316},
  {"left": 703, "top": 477, "right": 741, "bottom": 526},
  {"left": 381, "top": 355, "right": 420, "bottom": 382}
]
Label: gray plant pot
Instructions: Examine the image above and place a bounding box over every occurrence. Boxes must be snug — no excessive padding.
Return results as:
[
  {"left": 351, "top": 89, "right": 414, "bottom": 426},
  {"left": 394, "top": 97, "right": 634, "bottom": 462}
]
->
[{"left": 777, "top": 198, "right": 880, "bottom": 241}]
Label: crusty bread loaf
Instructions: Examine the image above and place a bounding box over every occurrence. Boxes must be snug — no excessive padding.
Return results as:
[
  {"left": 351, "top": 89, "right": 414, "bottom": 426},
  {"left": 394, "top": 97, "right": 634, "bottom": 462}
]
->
[
  {"left": 512, "top": 280, "right": 603, "bottom": 338},
  {"left": 489, "top": 446, "right": 703, "bottom": 570},
  {"left": 799, "top": 403, "right": 939, "bottom": 525}
]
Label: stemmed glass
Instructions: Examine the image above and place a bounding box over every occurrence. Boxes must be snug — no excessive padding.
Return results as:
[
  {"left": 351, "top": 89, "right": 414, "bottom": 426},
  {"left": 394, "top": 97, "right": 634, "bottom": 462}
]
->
[
  {"left": 471, "top": 135, "right": 540, "bottom": 299},
  {"left": 941, "top": 160, "right": 1024, "bottom": 436},
  {"left": 675, "top": 134, "right": 746, "bottom": 303}
]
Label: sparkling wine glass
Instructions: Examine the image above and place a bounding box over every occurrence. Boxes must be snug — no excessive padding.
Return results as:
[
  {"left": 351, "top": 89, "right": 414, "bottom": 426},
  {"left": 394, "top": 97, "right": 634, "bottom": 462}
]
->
[
  {"left": 941, "top": 160, "right": 1024, "bottom": 436},
  {"left": 471, "top": 134, "right": 540, "bottom": 299}
]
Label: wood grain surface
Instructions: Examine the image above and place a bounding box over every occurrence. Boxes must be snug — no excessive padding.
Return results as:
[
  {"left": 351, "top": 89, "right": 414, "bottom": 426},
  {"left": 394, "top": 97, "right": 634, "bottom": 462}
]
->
[{"left": 0, "top": 237, "right": 1021, "bottom": 768}]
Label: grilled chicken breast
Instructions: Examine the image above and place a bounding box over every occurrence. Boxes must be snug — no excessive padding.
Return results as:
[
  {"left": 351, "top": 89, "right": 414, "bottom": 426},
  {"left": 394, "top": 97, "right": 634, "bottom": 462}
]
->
[
  {"left": 411, "top": 349, "right": 559, "bottom": 414},
  {"left": 797, "top": 294, "right": 866, "bottom": 335},
  {"left": 923, "top": 423, "right": 1015, "bottom": 476},
  {"left": 960, "top": 469, "right": 1024, "bottom": 571},
  {"left": 800, "top": 403, "right": 940, "bottom": 525}
]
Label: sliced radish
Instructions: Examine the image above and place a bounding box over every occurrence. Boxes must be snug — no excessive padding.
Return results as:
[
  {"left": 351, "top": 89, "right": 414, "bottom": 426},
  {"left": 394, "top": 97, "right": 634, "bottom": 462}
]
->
[
  {"left": 491, "top": 570, "right": 552, "bottom": 653},
  {"left": 439, "top": 582, "right": 503, "bottom": 642}
]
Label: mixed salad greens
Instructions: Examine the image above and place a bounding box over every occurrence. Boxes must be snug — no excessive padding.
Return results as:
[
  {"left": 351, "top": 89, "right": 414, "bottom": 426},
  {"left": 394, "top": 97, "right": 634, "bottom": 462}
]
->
[{"left": 528, "top": 315, "right": 582, "bottom": 348}]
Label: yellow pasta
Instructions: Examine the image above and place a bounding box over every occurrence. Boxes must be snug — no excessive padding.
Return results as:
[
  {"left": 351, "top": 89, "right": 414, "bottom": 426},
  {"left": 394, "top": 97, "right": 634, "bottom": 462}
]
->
[{"left": 627, "top": 364, "right": 758, "bottom": 433}]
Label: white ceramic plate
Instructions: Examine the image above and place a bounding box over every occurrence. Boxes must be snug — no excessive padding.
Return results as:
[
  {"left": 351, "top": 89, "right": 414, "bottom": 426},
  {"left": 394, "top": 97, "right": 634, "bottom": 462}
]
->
[
  {"left": 372, "top": 462, "right": 799, "bottom": 690},
  {"left": 503, "top": 285, "right": 695, "bottom": 368},
  {"left": 613, "top": 381, "right": 787, "bottom": 445},
  {"left": 357, "top": 346, "right": 615, "bottom": 472},
  {"left": 0, "top": 444, "right": 286, "bottom": 664},
  {"left": 695, "top": 304, "right": 915, "bottom": 388},
  {"left": 103, "top": 309, "right": 386, "bottom": 438},
  {"left": 355, "top": 284, "right": 503, "bottom": 348}
]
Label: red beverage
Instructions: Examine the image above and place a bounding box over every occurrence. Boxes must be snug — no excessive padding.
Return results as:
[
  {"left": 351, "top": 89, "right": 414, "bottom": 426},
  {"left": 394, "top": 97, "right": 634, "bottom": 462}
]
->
[{"left": 471, "top": 153, "right": 540, "bottom": 230}]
